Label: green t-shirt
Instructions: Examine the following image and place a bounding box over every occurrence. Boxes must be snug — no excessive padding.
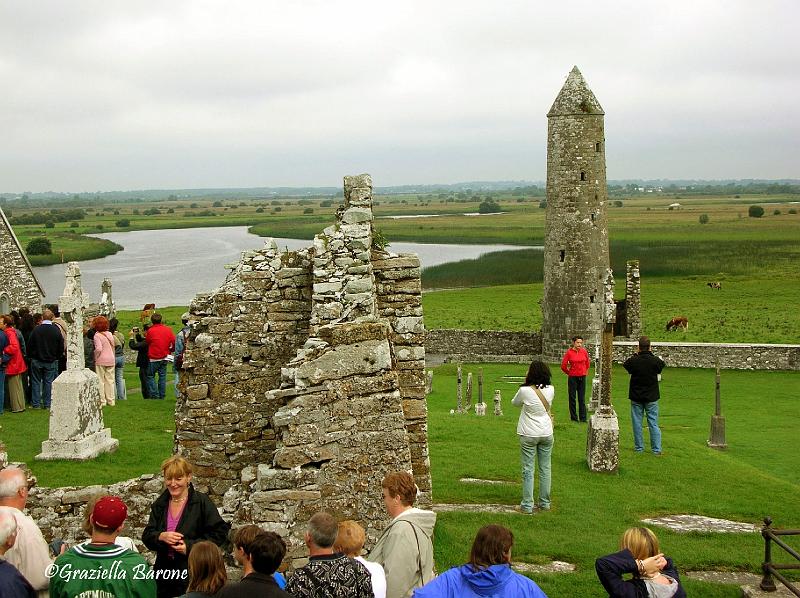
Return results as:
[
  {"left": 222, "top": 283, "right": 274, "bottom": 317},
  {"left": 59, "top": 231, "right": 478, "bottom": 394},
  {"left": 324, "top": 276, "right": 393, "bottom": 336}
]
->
[{"left": 49, "top": 543, "right": 157, "bottom": 598}]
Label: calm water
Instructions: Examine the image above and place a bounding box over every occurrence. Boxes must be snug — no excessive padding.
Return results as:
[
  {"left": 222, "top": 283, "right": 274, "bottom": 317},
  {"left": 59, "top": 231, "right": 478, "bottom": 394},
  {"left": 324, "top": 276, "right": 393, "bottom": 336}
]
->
[{"left": 34, "top": 227, "right": 536, "bottom": 309}]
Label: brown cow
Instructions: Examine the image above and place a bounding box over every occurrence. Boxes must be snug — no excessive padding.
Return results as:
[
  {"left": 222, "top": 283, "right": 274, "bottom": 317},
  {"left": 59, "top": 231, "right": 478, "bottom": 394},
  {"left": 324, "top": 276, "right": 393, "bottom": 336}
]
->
[
  {"left": 665, "top": 316, "right": 688, "bottom": 331},
  {"left": 140, "top": 303, "right": 156, "bottom": 323}
]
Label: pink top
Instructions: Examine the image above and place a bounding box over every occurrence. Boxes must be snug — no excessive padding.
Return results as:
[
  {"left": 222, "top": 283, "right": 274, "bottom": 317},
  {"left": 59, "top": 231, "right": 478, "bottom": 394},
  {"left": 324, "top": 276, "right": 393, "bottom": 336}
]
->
[
  {"left": 166, "top": 503, "right": 185, "bottom": 557},
  {"left": 93, "top": 331, "right": 116, "bottom": 367}
]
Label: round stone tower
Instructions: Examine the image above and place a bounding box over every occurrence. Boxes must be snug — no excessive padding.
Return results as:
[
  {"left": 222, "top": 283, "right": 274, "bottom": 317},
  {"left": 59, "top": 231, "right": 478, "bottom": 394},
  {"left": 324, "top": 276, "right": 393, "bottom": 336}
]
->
[{"left": 541, "top": 66, "right": 610, "bottom": 362}]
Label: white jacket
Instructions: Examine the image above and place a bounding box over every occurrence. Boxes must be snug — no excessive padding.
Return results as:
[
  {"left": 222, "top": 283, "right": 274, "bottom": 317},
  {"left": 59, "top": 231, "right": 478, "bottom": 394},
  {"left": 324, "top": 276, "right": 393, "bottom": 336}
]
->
[{"left": 512, "top": 385, "right": 555, "bottom": 438}]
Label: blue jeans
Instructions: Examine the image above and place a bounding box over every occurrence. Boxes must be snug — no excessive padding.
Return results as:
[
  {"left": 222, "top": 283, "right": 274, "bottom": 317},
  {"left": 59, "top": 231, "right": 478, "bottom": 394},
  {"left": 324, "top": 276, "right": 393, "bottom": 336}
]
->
[
  {"left": 520, "top": 435, "right": 553, "bottom": 511},
  {"left": 30, "top": 359, "right": 59, "bottom": 408},
  {"left": 146, "top": 360, "right": 167, "bottom": 399},
  {"left": 631, "top": 401, "right": 662, "bottom": 453},
  {"left": 114, "top": 355, "right": 127, "bottom": 401}
]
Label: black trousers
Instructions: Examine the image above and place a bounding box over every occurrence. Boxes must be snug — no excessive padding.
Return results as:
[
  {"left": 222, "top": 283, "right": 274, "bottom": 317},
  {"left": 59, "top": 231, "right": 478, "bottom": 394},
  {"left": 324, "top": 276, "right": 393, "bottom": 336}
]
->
[{"left": 568, "top": 375, "right": 587, "bottom": 421}]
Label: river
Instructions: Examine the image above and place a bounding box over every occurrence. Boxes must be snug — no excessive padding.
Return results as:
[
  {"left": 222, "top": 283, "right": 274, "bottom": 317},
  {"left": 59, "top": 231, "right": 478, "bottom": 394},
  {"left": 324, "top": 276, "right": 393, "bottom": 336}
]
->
[{"left": 33, "top": 227, "right": 537, "bottom": 309}]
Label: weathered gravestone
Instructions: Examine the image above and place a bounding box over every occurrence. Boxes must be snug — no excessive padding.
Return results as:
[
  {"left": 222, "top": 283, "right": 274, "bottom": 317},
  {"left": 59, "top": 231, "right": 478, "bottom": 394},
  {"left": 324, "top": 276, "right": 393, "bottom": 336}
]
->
[{"left": 36, "top": 262, "right": 118, "bottom": 461}]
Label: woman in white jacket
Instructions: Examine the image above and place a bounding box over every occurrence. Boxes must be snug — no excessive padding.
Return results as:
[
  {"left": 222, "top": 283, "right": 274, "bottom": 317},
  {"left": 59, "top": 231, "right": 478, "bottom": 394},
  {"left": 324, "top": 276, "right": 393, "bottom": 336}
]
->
[{"left": 512, "top": 360, "right": 555, "bottom": 514}]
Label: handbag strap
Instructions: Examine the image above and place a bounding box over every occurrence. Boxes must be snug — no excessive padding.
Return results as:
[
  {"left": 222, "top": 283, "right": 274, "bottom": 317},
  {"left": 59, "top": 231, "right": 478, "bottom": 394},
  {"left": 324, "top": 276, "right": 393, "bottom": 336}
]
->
[{"left": 532, "top": 386, "right": 552, "bottom": 414}]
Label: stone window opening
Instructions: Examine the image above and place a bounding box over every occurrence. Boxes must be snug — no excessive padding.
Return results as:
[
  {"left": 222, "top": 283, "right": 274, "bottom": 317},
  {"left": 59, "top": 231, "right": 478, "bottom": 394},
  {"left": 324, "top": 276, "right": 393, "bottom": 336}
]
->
[
  {"left": 590, "top": 295, "right": 595, "bottom": 303},
  {"left": 595, "top": 142, "right": 602, "bottom": 152},
  {"left": 0, "top": 294, "right": 8, "bottom": 313},
  {"left": 591, "top": 212, "right": 596, "bottom": 222},
  {"left": 580, "top": 171, "right": 586, "bottom": 181},
  {"left": 559, "top": 249, "right": 566, "bottom": 263}
]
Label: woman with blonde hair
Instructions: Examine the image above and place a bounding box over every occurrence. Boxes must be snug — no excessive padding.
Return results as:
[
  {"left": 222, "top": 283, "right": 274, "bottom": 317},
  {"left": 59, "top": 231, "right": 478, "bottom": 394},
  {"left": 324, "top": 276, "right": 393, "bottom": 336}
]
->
[
  {"left": 181, "top": 541, "right": 227, "bottom": 597},
  {"left": 595, "top": 527, "right": 685, "bottom": 597},
  {"left": 334, "top": 520, "right": 386, "bottom": 598},
  {"left": 143, "top": 456, "right": 230, "bottom": 597}
]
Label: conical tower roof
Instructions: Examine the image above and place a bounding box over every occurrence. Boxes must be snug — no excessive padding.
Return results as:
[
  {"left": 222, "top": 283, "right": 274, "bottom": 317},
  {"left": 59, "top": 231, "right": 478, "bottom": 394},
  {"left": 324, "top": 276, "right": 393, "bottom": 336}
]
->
[{"left": 547, "top": 66, "right": 604, "bottom": 117}]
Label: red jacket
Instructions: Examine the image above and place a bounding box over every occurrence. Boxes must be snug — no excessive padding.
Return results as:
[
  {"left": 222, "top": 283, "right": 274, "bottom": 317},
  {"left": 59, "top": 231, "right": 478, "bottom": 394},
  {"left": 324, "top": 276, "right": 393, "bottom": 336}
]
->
[
  {"left": 561, "top": 347, "right": 590, "bottom": 377},
  {"left": 145, "top": 323, "right": 176, "bottom": 360},
  {"left": 3, "top": 327, "right": 27, "bottom": 376}
]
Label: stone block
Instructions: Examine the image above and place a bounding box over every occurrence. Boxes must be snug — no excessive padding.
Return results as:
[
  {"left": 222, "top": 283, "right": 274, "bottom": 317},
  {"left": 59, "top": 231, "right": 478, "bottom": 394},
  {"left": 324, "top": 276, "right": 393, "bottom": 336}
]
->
[{"left": 586, "top": 412, "right": 620, "bottom": 473}]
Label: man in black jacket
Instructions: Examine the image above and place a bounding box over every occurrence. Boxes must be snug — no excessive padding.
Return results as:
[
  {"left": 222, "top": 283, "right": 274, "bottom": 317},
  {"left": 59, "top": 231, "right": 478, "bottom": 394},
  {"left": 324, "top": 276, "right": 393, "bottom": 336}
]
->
[
  {"left": 623, "top": 336, "right": 666, "bottom": 455},
  {"left": 26, "top": 309, "right": 65, "bottom": 409}
]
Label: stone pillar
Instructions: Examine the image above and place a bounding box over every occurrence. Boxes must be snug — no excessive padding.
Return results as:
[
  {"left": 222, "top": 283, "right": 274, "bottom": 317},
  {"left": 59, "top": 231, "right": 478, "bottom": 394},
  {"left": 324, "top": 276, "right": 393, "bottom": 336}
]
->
[
  {"left": 37, "top": 262, "right": 118, "bottom": 461},
  {"left": 493, "top": 390, "right": 503, "bottom": 416},
  {"left": 707, "top": 367, "right": 727, "bottom": 449},
  {"left": 586, "top": 269, "right": 619, "bottom": 473},
  {"left": 588, "top": 343, "right": 600, "bottom": 412},
  {"left": 541, "top": 66, "right": 610, "bottom": 362},
  {"left": 625, "top": 261, "right": 641, "bottom": 339}
]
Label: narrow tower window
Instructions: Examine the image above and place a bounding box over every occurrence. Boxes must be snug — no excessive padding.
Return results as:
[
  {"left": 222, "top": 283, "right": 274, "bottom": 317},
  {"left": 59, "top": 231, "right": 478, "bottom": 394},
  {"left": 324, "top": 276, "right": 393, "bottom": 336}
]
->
[
  {"left": 591, "top": 213, "right": 596, "bottom": 222},
  {"left": 590, "top": 295, "right": 595, "bottom": 303},
  {"left": 580, "top": 171, "right": 586, "bottom": 181},
  {"left": 595, "top": 142, "right": 602, "bottom": 152},
  {"left": 559, "top": 249, "right": 566, "bottom": 263}
]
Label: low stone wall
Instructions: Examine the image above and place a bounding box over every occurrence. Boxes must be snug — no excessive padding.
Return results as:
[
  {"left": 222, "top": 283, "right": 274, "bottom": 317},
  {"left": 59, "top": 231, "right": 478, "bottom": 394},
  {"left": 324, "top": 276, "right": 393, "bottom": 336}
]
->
[
  {"left": 425, "top": 329, "right": 542, "bottom": 363},
  {"left": 613, "top": 341, "right": 800, "bottom": 371},
  {"left": 425, "top": 329, "right": 800, "bottom": 371}
]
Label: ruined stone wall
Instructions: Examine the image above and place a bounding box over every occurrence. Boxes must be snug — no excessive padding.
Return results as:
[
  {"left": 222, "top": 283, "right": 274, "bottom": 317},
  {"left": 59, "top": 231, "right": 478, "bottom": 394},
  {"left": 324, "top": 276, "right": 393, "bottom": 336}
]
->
[
  {"left": 373, "top": 254, "right": 430, "bottom": 499},
  {"left": 175, "top": 174, "right": 430, "bottom": 570},
  {"left": 624, "top": 260, "right": 641, "bottom": 339},
  {"left": 177, "top": 245, "right": 312, "bottom": 498},
  {"left": 0, "top": 208, "right": 44, "bottom": 312},
  {"left": 541, "top": 67, "right": 610, "bottom": 362}
]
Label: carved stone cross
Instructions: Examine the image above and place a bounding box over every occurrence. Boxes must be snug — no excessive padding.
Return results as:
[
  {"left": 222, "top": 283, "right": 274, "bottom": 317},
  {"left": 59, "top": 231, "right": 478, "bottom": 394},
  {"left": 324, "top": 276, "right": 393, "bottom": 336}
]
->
[{"left": 60, "top": 262, "right": 90, "bottom": 370}]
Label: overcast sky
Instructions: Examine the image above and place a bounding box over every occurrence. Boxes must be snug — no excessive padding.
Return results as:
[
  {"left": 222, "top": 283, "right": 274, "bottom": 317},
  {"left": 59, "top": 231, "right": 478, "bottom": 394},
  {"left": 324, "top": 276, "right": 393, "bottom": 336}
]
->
[{"left": 1, "top": 1, "right": 798, "bottom": 192}]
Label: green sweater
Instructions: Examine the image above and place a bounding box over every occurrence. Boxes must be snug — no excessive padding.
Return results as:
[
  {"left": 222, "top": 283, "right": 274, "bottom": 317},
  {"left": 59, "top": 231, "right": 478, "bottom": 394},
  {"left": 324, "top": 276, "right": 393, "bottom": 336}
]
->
[{"left": 49, "top": 543, "right": 156, "bottom": 598}]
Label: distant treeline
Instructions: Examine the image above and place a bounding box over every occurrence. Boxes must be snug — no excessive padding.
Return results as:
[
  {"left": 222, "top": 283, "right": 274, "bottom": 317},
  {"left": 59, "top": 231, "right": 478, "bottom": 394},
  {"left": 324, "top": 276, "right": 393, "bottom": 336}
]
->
[{"left": 1, "top": 179, "right": 797, "bottom": 209}]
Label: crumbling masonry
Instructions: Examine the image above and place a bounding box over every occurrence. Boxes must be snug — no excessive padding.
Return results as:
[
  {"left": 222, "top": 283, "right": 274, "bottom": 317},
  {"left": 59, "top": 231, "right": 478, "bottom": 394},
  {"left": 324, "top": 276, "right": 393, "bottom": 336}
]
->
[{"left": 177, "top": 174, "right": 431, "bottom": 567}]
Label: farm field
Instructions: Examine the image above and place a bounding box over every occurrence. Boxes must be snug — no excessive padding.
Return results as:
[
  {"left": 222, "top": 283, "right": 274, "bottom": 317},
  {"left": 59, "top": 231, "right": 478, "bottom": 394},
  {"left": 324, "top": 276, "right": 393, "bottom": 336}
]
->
[{"left": 2, "top": 364, "right": 797, "bottom": 596}]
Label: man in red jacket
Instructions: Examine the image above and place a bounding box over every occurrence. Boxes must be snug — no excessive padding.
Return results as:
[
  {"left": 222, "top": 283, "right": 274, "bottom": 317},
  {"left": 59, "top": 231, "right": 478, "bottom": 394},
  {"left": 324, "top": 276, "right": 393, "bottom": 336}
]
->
[
  {"left": 560, "top": 336, "right": 591, "bottom": 422},
  {"left": 144, "top": 313, "right": 175, "bottom": 400}
]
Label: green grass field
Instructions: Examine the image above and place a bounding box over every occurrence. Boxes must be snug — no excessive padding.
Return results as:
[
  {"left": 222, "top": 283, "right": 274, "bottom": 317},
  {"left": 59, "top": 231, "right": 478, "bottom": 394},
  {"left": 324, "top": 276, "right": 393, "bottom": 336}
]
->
[{"left": 3, "top": 363, "right": 797, "bottom": 596}]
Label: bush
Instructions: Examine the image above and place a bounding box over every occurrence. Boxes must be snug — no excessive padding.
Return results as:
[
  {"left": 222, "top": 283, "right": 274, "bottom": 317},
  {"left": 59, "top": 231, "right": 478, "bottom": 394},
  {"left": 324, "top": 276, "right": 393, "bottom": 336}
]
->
[
  {"left": 45, "top": 220, "right": 55, "bottom": 228},
  {"left": 255, "top": 207, "right": 265, "bottom": 213},
  {"left": 539, "top": 200, "right": 547, "bottom": 209},
  {"left": 167, "top": 208, "right": 174, "bottom": 214},
  {"left": 748, "top": 205, "right": 764, "bottom": 218},
  {"left": 116, "top": 219, "right": 130, "bottom": 227},
  {"left": 699, "top": 214, "right": 709, "bottom": 224},
  {"left": 613, "top": 200, "right": 624, "bottom": 207},
  {"left": 478, "top": 200, "right": 502, "bottom": 214},
  {"left": 320, "top": 200, "right": 333, "bottom": 208},
  {"left": 303, "top": 208, "right": 314, "bottom": 214},
  {"left": 26, "top": 237, "right": 52, "bottom": 255},
  {"left": 70, "top": 222, "right": 79, "bottom": 228},
  {"left": 273, "top": 207, "right": 282, "bottom": 213},
  {"left": 789, "top": 208, "right": 797, "bottom": 214},
  {"left": 212, "top": 201, "right": 223, "bottom": 207},
  {"left": 773, "top": 209, "right": 781, "bottom": 216}
]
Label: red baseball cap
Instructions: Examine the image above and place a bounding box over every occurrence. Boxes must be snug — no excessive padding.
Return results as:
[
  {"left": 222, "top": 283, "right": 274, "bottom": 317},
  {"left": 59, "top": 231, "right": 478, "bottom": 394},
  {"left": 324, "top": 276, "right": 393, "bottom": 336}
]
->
[{"left": 92, "top": 496, "right": 128, "bottom": 530}]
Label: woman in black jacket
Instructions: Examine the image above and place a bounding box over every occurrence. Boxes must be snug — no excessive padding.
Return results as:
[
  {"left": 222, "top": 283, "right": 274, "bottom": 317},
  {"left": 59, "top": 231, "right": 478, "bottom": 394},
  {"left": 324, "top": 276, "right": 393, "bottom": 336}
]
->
[
  {"left": 595, "top": 527, "right": 686, "bottom": 597},
  {"left": 128, "top": 324, "right": 151, "bottom": 398},
  {"left": 142, "top": 456, "right": 230, "bottom": 598}
]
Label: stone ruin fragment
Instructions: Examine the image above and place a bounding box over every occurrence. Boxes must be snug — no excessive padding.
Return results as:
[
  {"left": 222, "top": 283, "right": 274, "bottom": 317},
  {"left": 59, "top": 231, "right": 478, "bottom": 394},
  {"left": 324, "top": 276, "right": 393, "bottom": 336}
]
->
[{"left": 177, "top": 174, "right": 431, "bottom": 567}]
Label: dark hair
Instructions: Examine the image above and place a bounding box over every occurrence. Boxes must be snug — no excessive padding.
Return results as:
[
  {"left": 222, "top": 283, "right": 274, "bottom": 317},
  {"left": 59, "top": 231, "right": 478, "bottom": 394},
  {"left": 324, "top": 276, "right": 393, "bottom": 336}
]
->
[
  {"left": 151, "top": 313, "right": 163, "bottom": 324},
  {"left": 638, "top": 336, "right": 651, "bottom": 351},
  {"left": 468, "top": 525, "right": 513, "bottom": 571},
  {"left": 187, "top": 541, "right": 227, "bottom": 594},
  {"left": 523, "top": 360, "right": 551, "bottom": 387},
  {"left": 572, "top": 335, "right": 583, "bottom": 342},
  {"left": 109, "top": 318, "right": 119, "bottom": 333},
  {"left": 250, "top": 532, "right": 286, "bottom": 575}
]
